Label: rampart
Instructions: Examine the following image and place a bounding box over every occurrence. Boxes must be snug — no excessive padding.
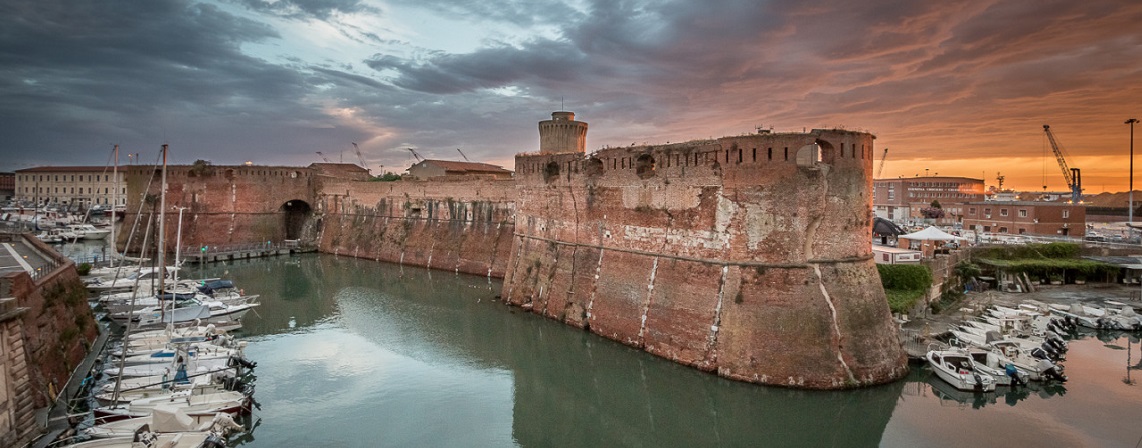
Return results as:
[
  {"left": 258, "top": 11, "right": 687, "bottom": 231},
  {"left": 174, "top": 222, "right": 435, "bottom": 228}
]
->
[
  {"left": 123, "top": 164, "right": 318, "bottom": 253},
  {"left": 315, "top": 177, "right": 516, "bottom": 277},
  {"left": 122, "top": 119, "right": 907, "bottom": 389},
  {"left": 502, "top": 131, "right": 907, "bottom": 388},
  {"left": 1, "top": 234, "right": 98, "bottom": 446}
]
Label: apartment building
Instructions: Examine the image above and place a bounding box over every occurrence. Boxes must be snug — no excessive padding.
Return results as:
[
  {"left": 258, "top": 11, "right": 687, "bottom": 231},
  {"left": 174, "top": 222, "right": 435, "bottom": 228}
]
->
[
  {"left": 873, "top": 176, "right": 985, "bottom": 224},
  {"left": 13, "top": 166, "right": 127, "bottom": 209},
  {"left": 961, "top": 201, "right": 1085, "bottom": 238}
]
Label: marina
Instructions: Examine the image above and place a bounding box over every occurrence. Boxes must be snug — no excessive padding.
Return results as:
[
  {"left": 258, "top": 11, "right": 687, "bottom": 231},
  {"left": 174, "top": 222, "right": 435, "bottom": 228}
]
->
[{"left": 46, "top": 253, "right": 1140, "bottom": 447}]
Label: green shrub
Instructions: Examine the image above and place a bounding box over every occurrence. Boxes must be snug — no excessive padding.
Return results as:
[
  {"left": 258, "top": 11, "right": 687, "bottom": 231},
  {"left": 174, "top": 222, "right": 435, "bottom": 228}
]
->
[
  {"left": 76, "top": 262, "right": 92, "bottom": 276},
  {"left": 877, "top": 264, "right": 933, "bottom": 314}
]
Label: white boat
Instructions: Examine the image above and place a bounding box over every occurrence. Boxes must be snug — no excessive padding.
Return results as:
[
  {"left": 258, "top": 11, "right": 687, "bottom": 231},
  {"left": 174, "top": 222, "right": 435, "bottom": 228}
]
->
[
  {"left": 66, "top": 431, "right": 222, "bottom": 448},
  {"left": 989, "top": 341, "right": 1067, "bottom": 382},
  {"left": 926, "top": 350, "right": 997, "bottom": 392},
  {"left": 84, "top": 405, "right": 240, "bottom": 439},
  {"left": 35, "top": 227, "right": 79, "bottom": 244},
  {"left": 85, "top": 266, "right": 179, "bottom": 293},
  {"left": 68, "top": 223, "right": 112, "bottom": 240},
  {"left": 93, "top": 390, "right": 251, "bottom": 423},
  {"left": 1050, "top": 303, "right": 1142, "bottom": 331}
]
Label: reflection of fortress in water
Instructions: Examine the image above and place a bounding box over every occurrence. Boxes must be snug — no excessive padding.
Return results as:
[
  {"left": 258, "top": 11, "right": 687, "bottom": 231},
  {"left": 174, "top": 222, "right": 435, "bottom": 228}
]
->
[{"left": 255, "top": 255, "right": 906, "bottom": 446}]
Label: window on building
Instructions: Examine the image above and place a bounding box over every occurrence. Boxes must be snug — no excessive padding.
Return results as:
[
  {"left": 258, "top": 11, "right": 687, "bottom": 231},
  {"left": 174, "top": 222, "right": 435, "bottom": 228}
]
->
[
  {"left": 1000, "top": 209, "right": 1008, "bottom": 216},
  {"left": 1018, "top": 229, "right": 1026, "bottom": 234},
  {"left": 998, "top": 227, "right": 1008, "bottom": 233},
  {"left": 888, "top": 191, "right": 894, "bottom": 200},
  {"left": 984, "top": 208, "right": 991, "bottom": 216},
  {"left": 1062, "top": 210, "right": 1070, "bottom": 219},
  {"left": 1018, "top": 209, "right": 1027, "bottom": 217},
  {"left": 969, "top": 207, "right": 976, "bottom": 215}
]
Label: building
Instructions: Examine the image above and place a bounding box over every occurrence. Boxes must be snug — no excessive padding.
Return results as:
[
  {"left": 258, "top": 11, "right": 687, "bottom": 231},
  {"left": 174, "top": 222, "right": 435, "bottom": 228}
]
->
[
  {"left": 873, "top": 176, "right": 985, "bottom": 224},
  {"left": 13, "top": 166, "right": 126, "bottom": 209},
  {"left": 407, "top": 160, "right": 512, "bottom": 180},
  {"left": 0, "top": 172, "right": 13, "bottom": 200},
  {"left": 961, "top": 201, "right": 1085, "bottom": 238}
]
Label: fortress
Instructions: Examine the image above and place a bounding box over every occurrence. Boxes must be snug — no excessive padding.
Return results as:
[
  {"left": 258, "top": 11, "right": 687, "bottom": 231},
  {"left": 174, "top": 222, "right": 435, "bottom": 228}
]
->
[{"left": 124, "top": 112, "right": 907, "bottom": 389}]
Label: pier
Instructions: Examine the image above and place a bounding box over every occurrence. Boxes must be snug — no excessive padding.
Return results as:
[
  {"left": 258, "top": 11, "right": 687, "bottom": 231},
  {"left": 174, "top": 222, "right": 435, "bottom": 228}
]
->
[{"left": 179, "top": 240, "right": 315, "bottom": 265}]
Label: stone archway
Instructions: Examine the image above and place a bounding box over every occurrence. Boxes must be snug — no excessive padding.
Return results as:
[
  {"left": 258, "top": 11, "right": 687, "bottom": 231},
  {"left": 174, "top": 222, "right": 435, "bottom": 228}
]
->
[{"left": 281, "top": 199, "right": 312, "bottom": 240}]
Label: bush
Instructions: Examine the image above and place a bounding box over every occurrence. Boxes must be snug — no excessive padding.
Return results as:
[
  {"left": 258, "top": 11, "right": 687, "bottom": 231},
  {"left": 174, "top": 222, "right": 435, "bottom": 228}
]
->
[
  {"left": 877, "top": 264, "right": 934, "bottom": 314},
  {"left": 76, "top": 262, "right": 92, "bottom": 276}
]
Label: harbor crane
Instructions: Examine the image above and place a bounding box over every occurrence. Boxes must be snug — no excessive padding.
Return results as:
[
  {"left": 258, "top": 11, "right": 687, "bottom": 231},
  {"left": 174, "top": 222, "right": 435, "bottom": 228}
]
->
[
  {"left": 1042, "top": 124, "right": 1082, "bottom": 203},
  {"left": 876, "top": 147, "right": 888, "bottom": 178},
  {"left": 456, "top": 148, "right": 470, "bottom": 161},
  {"left": 315, "top": 151, "right": 331, "bottom": 163},
  {"left": 406, "top": 147, "right": 424, "bottom": 162},
  {"left": 351, "top": 142, "right": 371, "bottom": 173}
]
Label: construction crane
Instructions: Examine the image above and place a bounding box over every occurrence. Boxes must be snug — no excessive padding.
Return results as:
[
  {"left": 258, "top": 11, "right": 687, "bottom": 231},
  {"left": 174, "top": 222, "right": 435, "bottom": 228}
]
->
[
  {"left": 406, "top": 147, "right": 424, "bottom": 162},
  {"left": 876, "top": 147, "right": 888, "bottom": 178},
  {"left": 1042, "top": 124, "right": 1082, "bottom": 203},
  {"left": 456, "top": 148, "right": 470, "bottom": 161},
  {"left": 351, "top": 142, "right": 370, "bottom": 173},
  {"left": 315, "top": 151, "right": 331, "bottom": 163}
]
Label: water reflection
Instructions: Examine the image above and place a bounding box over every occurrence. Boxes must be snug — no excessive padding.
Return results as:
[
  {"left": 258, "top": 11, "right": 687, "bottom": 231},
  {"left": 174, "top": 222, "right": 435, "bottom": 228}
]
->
[{"left": 199, "top": 255, "right": 1142, "bottom": 447}]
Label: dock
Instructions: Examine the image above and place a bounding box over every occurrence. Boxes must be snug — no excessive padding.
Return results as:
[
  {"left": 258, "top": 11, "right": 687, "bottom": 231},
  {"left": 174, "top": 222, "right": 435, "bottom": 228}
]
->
[{"left": 179, "top": 240, "right": 315, "bottom": 264}]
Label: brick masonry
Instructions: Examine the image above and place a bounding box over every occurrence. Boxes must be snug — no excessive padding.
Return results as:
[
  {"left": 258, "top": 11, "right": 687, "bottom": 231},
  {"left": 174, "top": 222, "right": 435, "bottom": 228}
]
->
[{"left": 128, "top": 129, "right": 907, "bottom": 389}]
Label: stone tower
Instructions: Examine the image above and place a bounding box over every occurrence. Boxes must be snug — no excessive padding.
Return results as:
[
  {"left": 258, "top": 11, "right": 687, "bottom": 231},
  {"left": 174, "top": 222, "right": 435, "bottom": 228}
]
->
[{"left": 538, "top": 111, "right": 588, "bottom": 154}]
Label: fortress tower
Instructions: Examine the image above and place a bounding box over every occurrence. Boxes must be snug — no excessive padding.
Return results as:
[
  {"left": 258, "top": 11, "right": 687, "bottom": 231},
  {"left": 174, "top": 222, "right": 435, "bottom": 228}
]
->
[{"left": 538, "top": 111, "right": 588, "bottom": 154}]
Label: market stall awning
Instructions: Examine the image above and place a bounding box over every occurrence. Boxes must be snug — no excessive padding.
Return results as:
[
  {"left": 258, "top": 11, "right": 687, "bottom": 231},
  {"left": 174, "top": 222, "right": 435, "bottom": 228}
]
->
[{"left": 898, "top": 226, "right": 965, "bottom": 241}]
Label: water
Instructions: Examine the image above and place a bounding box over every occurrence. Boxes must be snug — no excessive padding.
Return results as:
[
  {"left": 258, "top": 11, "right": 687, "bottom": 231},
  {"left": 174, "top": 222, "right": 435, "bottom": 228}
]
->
[{"left": 193, "top": 254, "right": 1142, "bottom": 447}]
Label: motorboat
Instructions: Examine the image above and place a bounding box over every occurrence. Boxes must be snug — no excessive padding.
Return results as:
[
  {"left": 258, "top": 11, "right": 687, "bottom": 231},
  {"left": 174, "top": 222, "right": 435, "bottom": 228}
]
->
[
  {"left": 926, "top": 350, "right": 997, "bottom": 392},
  {"left": 83, "top": 405, "right": 241, "bottom": 439},
  {"left": 67, "top": 223, "right": 112, "bottom": 240},
  {"left": 93, "top": 390, "right": 252, "bottom": 423}
]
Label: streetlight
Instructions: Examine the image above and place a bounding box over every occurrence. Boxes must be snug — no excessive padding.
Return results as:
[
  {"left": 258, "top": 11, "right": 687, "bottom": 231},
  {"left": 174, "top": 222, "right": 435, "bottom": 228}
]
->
[{"left": 1129, "top": 118, "right": 1138, "bottom": 231}]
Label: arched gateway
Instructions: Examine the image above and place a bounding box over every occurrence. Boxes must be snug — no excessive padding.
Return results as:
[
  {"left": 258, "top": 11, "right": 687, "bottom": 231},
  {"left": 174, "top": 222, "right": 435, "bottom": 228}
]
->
[{"left": 281, "top": 200, "right": 311, "bottom": 240}]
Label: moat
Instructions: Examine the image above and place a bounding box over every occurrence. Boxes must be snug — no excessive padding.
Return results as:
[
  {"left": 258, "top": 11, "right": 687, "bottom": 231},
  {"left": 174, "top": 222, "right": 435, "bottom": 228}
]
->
[{"left": 196, "top": 254, "right": 1142, "bottom": 447}]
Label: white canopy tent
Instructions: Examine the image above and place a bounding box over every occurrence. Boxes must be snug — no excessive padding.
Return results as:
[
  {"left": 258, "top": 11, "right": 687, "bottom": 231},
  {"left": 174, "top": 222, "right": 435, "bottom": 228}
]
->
[{"left": 898, "top": 226, "right": 966, "bottom": 242}]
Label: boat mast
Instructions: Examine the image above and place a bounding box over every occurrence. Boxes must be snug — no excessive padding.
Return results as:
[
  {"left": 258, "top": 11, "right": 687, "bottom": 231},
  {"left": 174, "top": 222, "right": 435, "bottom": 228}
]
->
[
  {"left": 157, "top": 145, "right": 167, "bottom": 312},
  {"left": 110, "top": 145, "right": 118, "bottom": 267}
]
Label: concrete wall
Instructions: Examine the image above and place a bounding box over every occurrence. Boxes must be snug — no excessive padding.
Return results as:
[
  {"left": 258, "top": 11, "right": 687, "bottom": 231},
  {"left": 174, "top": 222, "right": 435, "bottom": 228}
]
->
[{"left": 503, "top": 130, "right": 907, "bottom": 389}]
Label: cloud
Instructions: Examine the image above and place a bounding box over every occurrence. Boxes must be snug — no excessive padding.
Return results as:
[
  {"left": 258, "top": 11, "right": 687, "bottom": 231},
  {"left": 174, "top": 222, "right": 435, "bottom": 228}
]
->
[{"left": 1, "top": 0, "right": 1140, "bottom": 191}]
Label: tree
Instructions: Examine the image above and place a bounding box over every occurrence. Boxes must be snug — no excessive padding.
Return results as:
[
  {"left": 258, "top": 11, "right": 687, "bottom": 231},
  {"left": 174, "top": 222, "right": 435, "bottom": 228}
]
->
[{"left": 930, "top": 200, "right": 942, "bottom": 209}]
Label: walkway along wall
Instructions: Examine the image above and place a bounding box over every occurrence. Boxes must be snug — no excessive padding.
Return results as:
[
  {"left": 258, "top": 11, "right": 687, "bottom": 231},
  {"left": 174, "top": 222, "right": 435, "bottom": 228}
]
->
[
  {"left": 0, "top": 234, "right": 98, "bottom": 446},
  {"left": 503, "top": 131, "right": 907, "bottom": 389}
]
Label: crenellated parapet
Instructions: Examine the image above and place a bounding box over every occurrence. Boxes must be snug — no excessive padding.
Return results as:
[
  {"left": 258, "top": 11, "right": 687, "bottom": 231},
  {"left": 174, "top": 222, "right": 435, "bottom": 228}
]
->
[{"left": 504, "top": 119, "right": 906, "bottom": 389}]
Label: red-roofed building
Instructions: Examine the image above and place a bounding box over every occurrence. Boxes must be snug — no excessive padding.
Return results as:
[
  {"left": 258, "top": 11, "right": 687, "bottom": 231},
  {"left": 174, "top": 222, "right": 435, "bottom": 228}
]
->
[{"left": 407, "top": 159, "right": 512, "bottom": 180}]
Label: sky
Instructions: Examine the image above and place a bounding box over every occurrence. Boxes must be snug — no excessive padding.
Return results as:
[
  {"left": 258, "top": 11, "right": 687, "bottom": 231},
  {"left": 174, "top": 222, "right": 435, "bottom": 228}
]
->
[{"left": 1, "top": 0, "right": 1141, "bottom": 193}]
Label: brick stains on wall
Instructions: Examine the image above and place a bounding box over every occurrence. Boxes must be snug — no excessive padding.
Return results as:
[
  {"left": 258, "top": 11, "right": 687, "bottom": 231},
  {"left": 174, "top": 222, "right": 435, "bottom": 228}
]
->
[
  {"left": 503, "top": 131, "right": 908, "bottom": 389},
  {"left": 131, "top": 126, "right": 906, "bottom": 389},
  {"left": 5, "top": 242, "right": 99, "bottom": 408},
  {"left": 316, "top": 177, "right": 516, "bottom": 278},
  {"left": 122, "top": 164, "right": 320, "bottom": 252}
]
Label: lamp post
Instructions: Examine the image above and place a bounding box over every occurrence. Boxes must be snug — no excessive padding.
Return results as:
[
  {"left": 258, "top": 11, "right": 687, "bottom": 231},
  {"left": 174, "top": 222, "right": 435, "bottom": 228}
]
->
[{"left": 1129, "top": 118, "right": 1139, "bottom": 243}]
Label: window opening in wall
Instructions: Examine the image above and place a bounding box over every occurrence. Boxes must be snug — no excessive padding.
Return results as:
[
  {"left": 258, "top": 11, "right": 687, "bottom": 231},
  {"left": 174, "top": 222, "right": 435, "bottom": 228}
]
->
[
  {"left": 725, "top": 150, "right": 729, "bottom": 163},
  {"left": 1018, "top": 209, "right": 1027, "bottom": 217},
  {"left": 1062, "top": 210, "right": 1070, "bottom": 219},
  {"left": 768, "top": 148, "right": 772, "bottom": 160},
  {"left": 752, "top": 148, "right": 757, "bottom": 162},
  {"left": 784, "top": 147, "right": 788, "bottom": 160},
  {"left": 1000, "top": 209, "right": 1008, "bottom": 216},
  {"left": 737, "top": 149, "right": 743, "bottom": 164},
  {"left": 635, "top": 154, "right": 656, "bottom": 179}
]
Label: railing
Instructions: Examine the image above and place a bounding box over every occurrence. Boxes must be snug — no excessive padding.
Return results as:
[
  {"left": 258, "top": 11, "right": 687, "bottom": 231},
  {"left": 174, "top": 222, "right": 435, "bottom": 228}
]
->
[{"left": 180, "top": 241, "right": 293, "bottom": 255}]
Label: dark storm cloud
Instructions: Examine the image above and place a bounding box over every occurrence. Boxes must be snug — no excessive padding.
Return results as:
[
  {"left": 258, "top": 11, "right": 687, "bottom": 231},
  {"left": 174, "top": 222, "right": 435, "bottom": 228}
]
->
[
  {"left": 0, "top": 0, "right": 347, "bottom": 168},
  {"left": 230, "top": 0, "right": 377, "bottom": 20}
]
